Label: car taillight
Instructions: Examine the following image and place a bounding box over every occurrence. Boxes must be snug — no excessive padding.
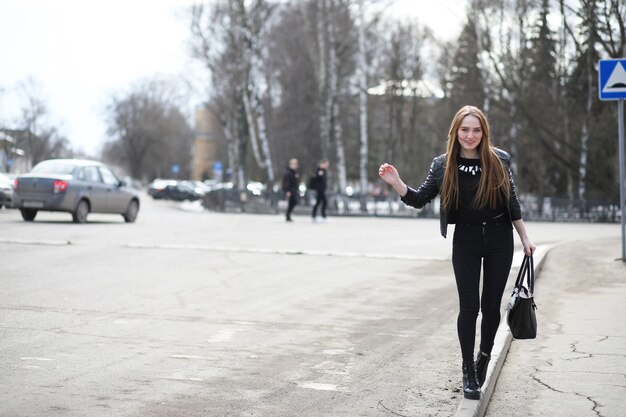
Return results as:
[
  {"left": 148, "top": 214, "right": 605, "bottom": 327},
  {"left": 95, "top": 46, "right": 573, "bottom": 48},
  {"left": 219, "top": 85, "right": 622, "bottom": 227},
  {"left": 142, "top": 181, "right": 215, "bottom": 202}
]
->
[
  {"left": 53, "top": 180, "right": 68, "bottom": 193},
  {"left": 13, "top": 178, "right": 18, "bottom": 190}
]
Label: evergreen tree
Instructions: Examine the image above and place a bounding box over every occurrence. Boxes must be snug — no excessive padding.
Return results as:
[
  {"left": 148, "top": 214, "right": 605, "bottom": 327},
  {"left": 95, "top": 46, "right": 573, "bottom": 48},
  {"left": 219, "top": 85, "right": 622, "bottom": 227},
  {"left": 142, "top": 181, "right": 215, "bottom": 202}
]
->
[
  {"left": 445, "top": 20, "right": 485, "bottom": 113},
  {"left": 565, "top": 0, "right": 618, "bottom": 204},
  {"left": 519, "top": 0, "right": 565, "bottom": 199}
]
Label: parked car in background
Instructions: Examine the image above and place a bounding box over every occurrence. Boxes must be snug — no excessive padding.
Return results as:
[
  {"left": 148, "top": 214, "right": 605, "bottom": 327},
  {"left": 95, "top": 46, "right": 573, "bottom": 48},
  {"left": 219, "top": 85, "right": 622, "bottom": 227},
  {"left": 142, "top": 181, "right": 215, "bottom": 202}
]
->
[
  {"left": 187, "top": 180, "right": 213, "bottom": 195},
  {"left": 0, "top": 172, "right": 14, "bottom": 208},
  {"left": 13, "top": 159, "right": 140, "bottom": 223},
  {"left": 203, "top": 179, "right": 218, "bottom": 190},
  {"left": 161, "top": 183, "right": 203, "bottom": 201},
  {"left": 147, "top": 179, "right": 178, "bottom": 199},
  {"left": 148, "top": 179, "right": 204, "bottom": 201}
]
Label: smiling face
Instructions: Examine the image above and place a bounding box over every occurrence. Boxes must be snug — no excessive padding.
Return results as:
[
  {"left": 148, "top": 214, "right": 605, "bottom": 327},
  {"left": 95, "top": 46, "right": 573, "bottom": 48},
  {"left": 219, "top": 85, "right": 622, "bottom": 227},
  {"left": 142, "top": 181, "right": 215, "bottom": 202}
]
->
[{"left": 456, "top": 115, "right": 483, "bottom": 158}]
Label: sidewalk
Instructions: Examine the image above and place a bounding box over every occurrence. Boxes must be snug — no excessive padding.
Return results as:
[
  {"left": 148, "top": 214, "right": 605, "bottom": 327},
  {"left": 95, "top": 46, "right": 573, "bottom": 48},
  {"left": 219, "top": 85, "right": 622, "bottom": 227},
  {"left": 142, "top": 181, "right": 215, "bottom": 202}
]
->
[{"left": 485, "top": 237, "right": 626, "bottom": 417}]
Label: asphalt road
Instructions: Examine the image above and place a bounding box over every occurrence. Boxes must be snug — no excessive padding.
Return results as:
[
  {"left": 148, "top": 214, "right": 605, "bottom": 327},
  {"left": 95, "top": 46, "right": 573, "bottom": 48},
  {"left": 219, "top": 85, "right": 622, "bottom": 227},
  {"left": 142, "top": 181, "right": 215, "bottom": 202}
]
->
[{"left": 0, "top": 196, "right": 620, "bottom": 417}]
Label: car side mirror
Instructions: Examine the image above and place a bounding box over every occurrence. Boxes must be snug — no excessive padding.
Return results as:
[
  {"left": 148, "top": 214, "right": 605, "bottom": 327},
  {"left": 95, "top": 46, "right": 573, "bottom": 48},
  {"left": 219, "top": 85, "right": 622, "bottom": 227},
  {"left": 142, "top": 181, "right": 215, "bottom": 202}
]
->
[{"left": 118, "top": 180, "right": 127, "bottom": 187}]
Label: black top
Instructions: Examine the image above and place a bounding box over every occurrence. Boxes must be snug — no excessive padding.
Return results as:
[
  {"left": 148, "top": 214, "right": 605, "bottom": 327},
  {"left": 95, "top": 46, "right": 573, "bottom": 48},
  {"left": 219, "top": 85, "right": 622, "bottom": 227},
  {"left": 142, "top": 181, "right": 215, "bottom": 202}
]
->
[
  {"left": 282, "top": 168, "right": 300, "bottom": 193},
  {"left": 399, "top": 148, "right": 523, "bottom": 237},
  {"left": 310, "top": 167, "right": 327, "bottom": 192},
  {"left": 453, "top": 157, "right": 505, "bottom": 223}
]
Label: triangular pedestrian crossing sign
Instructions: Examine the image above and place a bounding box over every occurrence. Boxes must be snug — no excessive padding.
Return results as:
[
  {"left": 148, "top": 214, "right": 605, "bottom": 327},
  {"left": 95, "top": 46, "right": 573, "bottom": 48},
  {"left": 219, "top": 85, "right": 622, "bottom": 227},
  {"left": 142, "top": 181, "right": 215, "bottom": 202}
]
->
[
  {"left": 603, "top": 62, "right": 626, "bottom": 93},
  {"left": 599, "top": 59, "right": 626, "bottom": 100}
]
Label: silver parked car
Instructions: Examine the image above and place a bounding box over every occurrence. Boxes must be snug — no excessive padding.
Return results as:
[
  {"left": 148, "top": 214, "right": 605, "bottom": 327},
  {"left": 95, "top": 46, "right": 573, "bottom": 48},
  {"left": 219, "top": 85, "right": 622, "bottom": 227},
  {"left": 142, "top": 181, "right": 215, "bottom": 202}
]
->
[{"left": 14, "top": 159, "right": 140, "bottom": 223}]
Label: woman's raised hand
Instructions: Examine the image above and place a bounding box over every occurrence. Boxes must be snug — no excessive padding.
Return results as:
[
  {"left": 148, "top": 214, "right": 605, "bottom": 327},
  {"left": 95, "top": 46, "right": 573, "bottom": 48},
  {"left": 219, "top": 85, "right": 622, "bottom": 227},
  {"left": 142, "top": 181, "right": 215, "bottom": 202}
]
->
[{"left": 378, "top": 163, "right": 400, "bottom": 185}]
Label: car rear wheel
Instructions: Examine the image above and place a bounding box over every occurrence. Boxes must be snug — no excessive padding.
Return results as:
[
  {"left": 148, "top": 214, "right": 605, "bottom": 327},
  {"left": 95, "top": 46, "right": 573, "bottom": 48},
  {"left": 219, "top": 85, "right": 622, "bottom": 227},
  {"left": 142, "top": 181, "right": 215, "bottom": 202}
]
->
[
  {"left": 20, "top": 209, "right": 37, "bottom": 222},
  {"left": 72, "top": 200, "right": 89, "bottom": 223},
  {"left": 122, "top": 200, "right": 139, "bottom": 223}
]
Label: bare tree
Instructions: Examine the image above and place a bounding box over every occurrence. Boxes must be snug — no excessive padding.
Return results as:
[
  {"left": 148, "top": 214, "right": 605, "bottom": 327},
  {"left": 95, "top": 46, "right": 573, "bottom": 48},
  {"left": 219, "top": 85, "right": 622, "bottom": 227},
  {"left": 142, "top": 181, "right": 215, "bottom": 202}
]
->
[
  {"left": 326, "top": 0, "right": 347, "bottom": 192},
  {"left": 316, "top": 0, "right": 332, "bottom": 160},
  {"left": 190, "top": 1, "right": 276, "bottom": 185},
  {"left": 18, "top": 80, "right": 47, "bottom": 168},
  {"left": 481, "top": 0, "right": 536, "bottom": 172},
  {"left": 237, "top": 0, "right": 276, "bottom": 183},
  {"left": 355, "top": 0, "right": 368, "bottom": 207},
  {"left": 13, "top": 79, "right": 73, "bottom": 168},
  {"left": 103, "top": 79, "right": 193, "bottom": 181},
  {"left": 191, "top": 3, "right": 249, "bottom": 185}
]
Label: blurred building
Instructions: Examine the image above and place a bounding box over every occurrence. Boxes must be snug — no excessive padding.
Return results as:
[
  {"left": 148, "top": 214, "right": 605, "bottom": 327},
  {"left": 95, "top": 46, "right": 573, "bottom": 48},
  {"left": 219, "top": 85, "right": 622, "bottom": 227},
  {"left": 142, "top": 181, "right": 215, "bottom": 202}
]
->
[
  {"left": 191, "top": 106, "right": 220, "bottom": 181},
  {"left": 0, "top": 130, "right": 27, "bottom": 173}
]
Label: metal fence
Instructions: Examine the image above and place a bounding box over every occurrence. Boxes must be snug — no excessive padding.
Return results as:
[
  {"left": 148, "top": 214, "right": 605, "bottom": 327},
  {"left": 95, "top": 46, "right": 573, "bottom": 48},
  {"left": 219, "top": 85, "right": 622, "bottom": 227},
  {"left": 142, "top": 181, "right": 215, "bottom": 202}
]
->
[
  {"left": 201, "top": 188, "right": 621, "bottom": 223},
  {"left": 515, "top": 196, "right": 621, "bottom": 223}
]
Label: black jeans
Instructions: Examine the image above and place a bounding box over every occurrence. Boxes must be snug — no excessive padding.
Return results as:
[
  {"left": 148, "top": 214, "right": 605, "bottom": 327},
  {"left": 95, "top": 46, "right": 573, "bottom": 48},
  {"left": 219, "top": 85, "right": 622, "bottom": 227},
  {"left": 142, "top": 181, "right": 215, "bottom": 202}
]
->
[
  {"left": 286, "top": 194, "right": 298, "bottom": 220},
  {"left": 452, "top": 221, "right": 514, "bottom": 364},
  {"left": 312, "top": 190, "right": 327, "bottom": 218}
]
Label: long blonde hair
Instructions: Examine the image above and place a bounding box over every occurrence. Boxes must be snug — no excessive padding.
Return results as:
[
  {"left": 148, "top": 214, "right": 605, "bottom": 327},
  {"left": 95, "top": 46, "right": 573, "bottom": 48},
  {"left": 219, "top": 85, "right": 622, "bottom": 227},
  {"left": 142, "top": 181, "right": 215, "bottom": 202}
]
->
[{"left": 440, "top": 105, "right": 510, "bottom": 211}]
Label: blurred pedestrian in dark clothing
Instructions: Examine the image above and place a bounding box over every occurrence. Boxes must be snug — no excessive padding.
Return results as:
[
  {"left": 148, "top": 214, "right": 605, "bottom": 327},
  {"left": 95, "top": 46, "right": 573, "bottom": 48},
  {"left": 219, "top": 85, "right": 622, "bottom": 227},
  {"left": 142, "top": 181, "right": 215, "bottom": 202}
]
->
[
  {"left": 282, "top": 158, "right": 300, "bottom": 222},
  {"left": 310, "top": 159, "right": 329, "bottom": 222}
]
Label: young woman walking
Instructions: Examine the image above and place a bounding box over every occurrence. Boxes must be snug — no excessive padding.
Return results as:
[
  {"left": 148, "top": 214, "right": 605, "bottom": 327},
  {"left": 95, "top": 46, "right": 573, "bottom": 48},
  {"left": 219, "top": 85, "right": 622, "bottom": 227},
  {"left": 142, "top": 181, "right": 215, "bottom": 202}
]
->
[{"left": 378, "top": 105, "right": 536, "bottom": 400}]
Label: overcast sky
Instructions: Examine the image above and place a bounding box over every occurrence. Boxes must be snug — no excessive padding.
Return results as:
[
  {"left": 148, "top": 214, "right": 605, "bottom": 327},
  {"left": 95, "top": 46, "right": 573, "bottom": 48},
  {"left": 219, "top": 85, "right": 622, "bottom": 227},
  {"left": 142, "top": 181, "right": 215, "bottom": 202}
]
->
[{"left": 0, "top": 0, "right": 466, "bottom": 156}]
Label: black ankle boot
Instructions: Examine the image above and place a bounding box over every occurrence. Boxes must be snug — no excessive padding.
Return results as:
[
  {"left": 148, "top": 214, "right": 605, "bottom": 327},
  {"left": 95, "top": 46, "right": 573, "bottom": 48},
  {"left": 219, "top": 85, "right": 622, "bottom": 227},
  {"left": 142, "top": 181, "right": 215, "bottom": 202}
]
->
[
  {"left": 462, "top": 362, "right": 481, "bottom": 400},
  {"left": 476, "top": 351, "right": 491, "bottom": 387}
]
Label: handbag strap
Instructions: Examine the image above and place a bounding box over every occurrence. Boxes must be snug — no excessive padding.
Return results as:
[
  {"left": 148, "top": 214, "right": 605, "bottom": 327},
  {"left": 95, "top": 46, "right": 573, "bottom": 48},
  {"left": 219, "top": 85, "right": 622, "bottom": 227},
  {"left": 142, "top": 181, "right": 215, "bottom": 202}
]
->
[
  {"left": 513, "top": 255, "right": 528, "bottom": 289},
  {"left": 514, "top": 255, "right": 535, "bottom": 294},
  {"left": 528, "top": 254, "right": 535, "bottom": 294}
]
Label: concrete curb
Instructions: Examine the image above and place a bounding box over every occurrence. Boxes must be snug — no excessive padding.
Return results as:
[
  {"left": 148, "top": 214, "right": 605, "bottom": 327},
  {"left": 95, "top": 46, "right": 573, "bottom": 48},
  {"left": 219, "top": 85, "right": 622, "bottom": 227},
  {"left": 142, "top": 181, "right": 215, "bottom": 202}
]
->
[{"left": 454, "top": 244, "right": 554, "bottom": 417}]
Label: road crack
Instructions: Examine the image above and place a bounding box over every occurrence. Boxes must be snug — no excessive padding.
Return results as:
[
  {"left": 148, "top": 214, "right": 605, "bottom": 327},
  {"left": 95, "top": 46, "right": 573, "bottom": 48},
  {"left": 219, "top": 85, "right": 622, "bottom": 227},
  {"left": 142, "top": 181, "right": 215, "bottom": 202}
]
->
[
  {"left": 567, "top": 341, "right": 593, "bottom": 361},
  {"left": 377, "top": 400, "right": 411, "bottom": 417},
  {"left": 568, "top": 340, "right": 626, "bottom": 360},
  {"left": 530, "top": 374, "right": 566, "bottom": 394},
  {"left": 587, "top": 395, "right": 604, "bottom": 417},
  {"left": 531, "top": 371, "right": 605, "bottom": 417}
]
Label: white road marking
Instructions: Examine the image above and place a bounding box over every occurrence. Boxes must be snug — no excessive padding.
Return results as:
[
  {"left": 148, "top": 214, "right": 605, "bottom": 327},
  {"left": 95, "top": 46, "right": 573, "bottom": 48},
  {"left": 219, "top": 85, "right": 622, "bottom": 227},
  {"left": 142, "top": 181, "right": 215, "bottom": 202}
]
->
[
  {"left": 376, "top": 332, "right": 415, "bottom": 338},
  {"left": 0, "top": 239, "right": 71, "bottom": 246},
  {"left": 125, "top": 242, "right": 446, "bottom": 261},
  {"left": 169, "top": 355, "right": 218, "bottom": 360},
  {"left": 207, "top": 328, "right": 241, "bottom": 343},
  {"left": 163, "top": 376, "right": 204, "bottom": 382},
  {"left": 162, "top": 370, "right": 204, "bottom": 382},
  {"left": 318, "top": 370, "right": 350, "bottom": 376},
  {"left": 321, "top": 349, "right": 348, "bottom": 355},
  {"left": 297, "top": 382, "right": 346, "bottom": 391}
]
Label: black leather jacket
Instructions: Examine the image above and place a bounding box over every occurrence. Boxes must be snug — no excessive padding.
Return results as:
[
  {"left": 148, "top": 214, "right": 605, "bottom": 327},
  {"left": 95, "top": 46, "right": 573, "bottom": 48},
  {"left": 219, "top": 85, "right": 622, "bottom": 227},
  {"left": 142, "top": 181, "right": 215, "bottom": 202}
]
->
[
  {"left": 282, "top": 168, "right": 300, "bottom": 194},
  {"left": 400, "top": 148, "right": 522, "bottom": 238}
]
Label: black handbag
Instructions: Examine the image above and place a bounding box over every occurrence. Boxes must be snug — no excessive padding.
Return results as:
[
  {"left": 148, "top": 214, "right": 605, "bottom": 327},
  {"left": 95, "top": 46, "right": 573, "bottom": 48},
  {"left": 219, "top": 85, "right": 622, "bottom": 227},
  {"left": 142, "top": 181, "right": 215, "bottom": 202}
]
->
[{"left": 507, "top": 255, "right": 538, "bottom": 339}]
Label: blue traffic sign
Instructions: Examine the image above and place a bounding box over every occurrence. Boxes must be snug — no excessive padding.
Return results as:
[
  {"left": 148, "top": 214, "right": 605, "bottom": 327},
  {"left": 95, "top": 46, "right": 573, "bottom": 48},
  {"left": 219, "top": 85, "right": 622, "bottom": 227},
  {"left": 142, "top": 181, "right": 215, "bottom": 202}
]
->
[
  {"left": 171, "top": 164, "right": 180, "bottom": 174},
  {"left": 599, "top": 59, "right": 626, "bottom": 101}
]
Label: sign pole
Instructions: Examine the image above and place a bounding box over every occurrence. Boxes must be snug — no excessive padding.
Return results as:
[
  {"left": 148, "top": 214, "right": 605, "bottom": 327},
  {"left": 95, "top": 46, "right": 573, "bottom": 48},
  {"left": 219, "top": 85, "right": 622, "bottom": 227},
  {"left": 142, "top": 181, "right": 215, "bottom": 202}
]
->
[
  {"left": 598, "top": 59, "right": 626, "bottom": 261},
  {"left": 619, "top": 99, "right": 625, "bottom": 262}
]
